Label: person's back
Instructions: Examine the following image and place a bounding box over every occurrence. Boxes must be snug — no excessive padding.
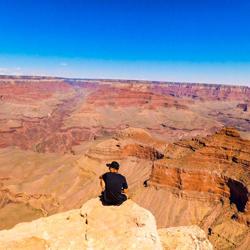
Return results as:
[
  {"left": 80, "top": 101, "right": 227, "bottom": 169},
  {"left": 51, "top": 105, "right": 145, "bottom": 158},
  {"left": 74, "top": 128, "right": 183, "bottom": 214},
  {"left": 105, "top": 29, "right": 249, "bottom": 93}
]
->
[{"left": 99, "top": 161, "right": 128, "bottom": 205}]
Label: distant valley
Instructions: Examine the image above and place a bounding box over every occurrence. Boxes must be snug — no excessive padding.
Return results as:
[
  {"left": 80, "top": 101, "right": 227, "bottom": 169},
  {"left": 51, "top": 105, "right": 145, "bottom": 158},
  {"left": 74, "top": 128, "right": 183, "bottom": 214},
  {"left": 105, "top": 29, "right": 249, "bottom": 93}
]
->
[{"left": 0, "top": 75, "right": 249, "bottom": 249}]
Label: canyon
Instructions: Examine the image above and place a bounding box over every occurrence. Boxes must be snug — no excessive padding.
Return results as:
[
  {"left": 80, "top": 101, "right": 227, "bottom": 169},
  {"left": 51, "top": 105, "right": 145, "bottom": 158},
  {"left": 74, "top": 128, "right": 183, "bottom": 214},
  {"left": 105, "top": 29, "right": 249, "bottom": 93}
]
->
[{"left": 0, "top": 75, "right": 249, "bottom": 249}]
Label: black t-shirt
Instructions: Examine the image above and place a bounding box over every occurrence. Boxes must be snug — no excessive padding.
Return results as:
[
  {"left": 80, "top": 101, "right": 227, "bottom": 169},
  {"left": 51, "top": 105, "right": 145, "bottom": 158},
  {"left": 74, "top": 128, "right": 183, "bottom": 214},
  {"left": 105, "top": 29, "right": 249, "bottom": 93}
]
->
[{"left": 102, "top": 172, "right": 128, "bottom": 204}]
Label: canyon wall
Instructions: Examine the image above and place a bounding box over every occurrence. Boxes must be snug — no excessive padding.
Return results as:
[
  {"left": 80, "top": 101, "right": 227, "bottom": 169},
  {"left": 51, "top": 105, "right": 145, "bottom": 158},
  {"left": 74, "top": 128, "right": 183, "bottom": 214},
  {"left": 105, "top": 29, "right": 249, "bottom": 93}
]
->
[{"left": 0, "top": 76, "right": 249, "bottom": 248}]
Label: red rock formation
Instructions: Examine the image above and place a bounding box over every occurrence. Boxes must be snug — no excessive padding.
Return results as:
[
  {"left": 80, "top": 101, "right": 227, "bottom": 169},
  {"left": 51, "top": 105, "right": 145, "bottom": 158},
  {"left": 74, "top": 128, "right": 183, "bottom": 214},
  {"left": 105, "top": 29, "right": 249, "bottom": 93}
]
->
[
  {"left": 0, "top": 76, "right": 249, "bottom": 248},
  {"left": 0, "top": 78, "right": 72, "bottom": 103},
  {"left": 130, "top": 127, "right": 248, "bottom": 249},
  {"left": 73, "top": 78, "right": 250, "bottom": 102},
  {"left": 86, "top": 85, "right": 189, "bottom": 109},
  {"left": 148, "top": 128, "right": 250, "bottom": 213},
  {"left": 1, "top": 76, "right": 250, "bottom": 153},
  {"left": 121, "top": 144, "right": 164, "bottom": 160},
  {"left": 150, "top": 83, "right": 250, "bottom": 101}
]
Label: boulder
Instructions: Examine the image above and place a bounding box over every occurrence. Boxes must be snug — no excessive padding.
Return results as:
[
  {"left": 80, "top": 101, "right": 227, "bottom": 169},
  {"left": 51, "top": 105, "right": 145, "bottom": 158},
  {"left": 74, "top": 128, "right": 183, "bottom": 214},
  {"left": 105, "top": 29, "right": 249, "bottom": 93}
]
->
[
  {"left": 0, "top": 198, "right": 162, "bottom": 250},
  {"left": 158, "top": 225, "right": 213, "bottom": 250}
]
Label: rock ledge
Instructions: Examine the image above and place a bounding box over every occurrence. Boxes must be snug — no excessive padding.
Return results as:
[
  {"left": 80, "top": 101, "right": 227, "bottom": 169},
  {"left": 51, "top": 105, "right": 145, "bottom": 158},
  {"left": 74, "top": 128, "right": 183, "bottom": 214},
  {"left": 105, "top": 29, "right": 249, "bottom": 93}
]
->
[{"left": 0, "top": 198, "right": 212, "bottom": 250}]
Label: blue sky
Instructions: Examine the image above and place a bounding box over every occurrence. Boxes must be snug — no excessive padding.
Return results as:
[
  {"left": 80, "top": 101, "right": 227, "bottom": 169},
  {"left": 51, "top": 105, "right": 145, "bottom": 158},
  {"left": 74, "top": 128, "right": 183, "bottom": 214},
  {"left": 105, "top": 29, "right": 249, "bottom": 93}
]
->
[{"left": 0, "top": 0, "right": 249, "bottom": 85}]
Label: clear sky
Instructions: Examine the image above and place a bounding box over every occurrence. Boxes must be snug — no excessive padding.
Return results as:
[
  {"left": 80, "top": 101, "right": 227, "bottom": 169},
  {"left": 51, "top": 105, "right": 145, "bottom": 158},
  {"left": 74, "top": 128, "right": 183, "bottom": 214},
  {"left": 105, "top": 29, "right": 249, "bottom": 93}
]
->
[{"left": 0, "top": 0, "right": 249, "bottom": 86}]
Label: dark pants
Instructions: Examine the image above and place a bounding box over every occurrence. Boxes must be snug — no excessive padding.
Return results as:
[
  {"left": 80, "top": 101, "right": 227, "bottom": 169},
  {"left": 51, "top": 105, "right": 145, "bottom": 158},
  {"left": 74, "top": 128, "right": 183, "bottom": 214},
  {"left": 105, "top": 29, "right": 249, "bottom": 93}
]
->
[{"left": 99, "top": 191, "right": 127, "bottom": 206}]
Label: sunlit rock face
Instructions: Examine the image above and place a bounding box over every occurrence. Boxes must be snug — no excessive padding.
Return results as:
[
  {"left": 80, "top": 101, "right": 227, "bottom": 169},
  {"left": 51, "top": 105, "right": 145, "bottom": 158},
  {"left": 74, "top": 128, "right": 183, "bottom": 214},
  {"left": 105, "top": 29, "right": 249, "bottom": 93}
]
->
[
  {"left": 149, "top": 127, "right": 250, "bottom": 208},
  {"left": 158, "top": 225, "right": 213, "bottom": 250},
  {"left": 0, "top": 76, "right": 249, "bottom": 249},
  {"left": 0, "top": 198, "right": 163, "bottom": 250},
  {"left": 133, "top": 127, "right": 250, "bottom": 249},
  {"left": 0, "top": 198, "right": 213, "bottom": 250}
]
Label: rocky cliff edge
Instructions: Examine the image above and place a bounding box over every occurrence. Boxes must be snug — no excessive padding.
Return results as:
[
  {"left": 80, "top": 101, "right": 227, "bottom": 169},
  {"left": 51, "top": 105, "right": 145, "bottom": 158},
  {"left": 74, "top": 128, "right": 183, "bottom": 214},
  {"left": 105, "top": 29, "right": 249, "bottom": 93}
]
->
[{"left": 0, "top": 198, "right": 213, "bottom": 250}]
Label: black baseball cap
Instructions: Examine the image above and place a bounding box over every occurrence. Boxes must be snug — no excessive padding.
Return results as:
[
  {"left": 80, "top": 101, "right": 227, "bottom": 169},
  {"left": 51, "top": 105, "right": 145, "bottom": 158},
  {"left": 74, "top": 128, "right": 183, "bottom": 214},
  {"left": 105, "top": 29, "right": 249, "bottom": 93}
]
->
[{"left": 106, "top": 161, "right": 120, "bottom": 170}]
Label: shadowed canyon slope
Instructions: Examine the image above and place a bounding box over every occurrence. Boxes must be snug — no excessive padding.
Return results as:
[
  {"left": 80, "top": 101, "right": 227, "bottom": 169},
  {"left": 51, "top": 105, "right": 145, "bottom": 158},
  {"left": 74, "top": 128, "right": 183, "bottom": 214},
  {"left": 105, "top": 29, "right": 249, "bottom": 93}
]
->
[{"left": 0, "top": 76, "right": 250, "bottom": 249}]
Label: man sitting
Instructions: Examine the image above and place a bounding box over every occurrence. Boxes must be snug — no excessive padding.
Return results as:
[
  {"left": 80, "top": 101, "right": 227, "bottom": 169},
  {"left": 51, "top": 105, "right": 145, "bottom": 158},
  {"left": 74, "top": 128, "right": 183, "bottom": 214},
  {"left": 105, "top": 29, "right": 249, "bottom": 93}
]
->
[{"left": 99, "top": 161, "right": 128, "bottom": 205}]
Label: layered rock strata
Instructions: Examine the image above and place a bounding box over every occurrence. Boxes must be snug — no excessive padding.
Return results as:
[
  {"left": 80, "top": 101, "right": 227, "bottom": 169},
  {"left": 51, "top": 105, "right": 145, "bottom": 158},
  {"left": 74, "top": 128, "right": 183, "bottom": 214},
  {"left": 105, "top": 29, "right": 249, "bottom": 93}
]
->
[
  {"left": 148, "top": 127, "right": 250, "bottom": 215},
  {"left": 133, "top": 127, "right": 250, "bottom": 249},
  {"left": 1, "top": 76, "right": 250, "bottom": 153}
]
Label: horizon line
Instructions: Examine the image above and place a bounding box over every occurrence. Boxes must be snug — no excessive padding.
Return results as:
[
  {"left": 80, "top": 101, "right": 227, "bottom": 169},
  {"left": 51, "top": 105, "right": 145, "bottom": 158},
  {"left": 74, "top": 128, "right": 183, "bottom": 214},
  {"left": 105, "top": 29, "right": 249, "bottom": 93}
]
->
[{"left": 0, "top": 74, "right": 249, "bottom": 89}]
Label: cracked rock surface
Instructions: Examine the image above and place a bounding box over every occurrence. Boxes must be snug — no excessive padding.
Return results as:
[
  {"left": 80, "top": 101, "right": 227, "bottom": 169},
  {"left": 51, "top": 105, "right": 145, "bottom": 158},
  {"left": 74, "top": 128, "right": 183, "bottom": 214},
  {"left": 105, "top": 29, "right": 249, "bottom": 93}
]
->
[
  {"left": 0, "top": 198, "right": 162, "bottom": 250},
  {"left": 0, "top": 198, "right": 213, "bottom": 250}
]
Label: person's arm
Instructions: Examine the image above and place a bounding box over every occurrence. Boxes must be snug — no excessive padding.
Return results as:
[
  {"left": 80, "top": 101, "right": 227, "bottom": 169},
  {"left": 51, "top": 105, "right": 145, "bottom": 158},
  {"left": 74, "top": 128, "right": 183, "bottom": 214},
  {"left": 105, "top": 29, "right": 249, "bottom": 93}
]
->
[
  {"left": 122, "top": 177, "right": 129, "bottom": 198},
  {"left": 123, "top": 187, "right": 129, "bottom": 198},
  {"left": 99, "top": 174, "right": 105, "bottom": 192}
]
